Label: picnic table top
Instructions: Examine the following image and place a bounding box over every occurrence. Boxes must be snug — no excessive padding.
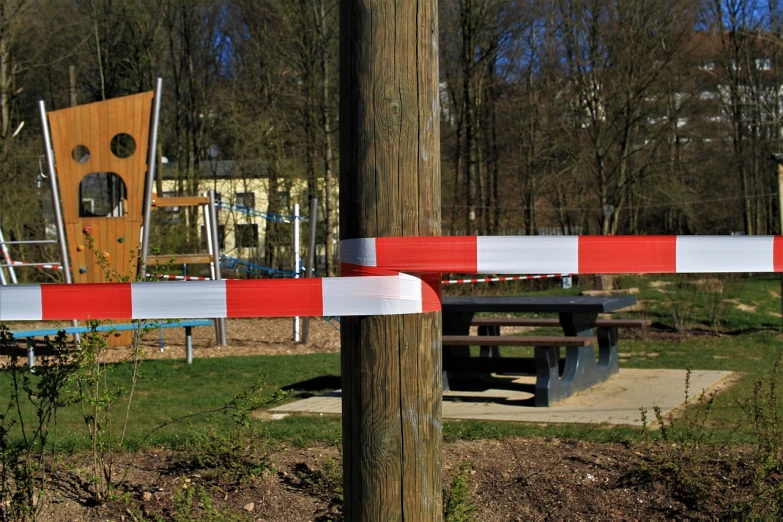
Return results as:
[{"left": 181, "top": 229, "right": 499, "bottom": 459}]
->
[{"left": 441, "top": 295, "right": 637, "bottom": 314}]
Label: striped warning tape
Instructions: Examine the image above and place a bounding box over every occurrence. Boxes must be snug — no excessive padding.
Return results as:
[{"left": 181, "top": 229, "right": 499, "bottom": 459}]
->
[
  {"left": 0, "top": 274, "right": 436, "bottom": 321},
  {"left": 3, "top": 261, "right": 63, "bottom": 270},
  {"left": 339, "top": 235, "right": 783, "bottom": 274},
  {"left": 442, "top": 274, "right": 566, "bottom": 285},
  {"left": 147, "top": 274, "right": 211, "bottom": 281},
  {"left": 1, "top": 235, "right": 781, "bottom": 321}
]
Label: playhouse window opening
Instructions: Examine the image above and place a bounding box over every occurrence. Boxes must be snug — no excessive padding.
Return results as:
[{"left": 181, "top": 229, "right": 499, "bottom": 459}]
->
[{"left": 79, "top": 172, "right": 127, "bottom": 217}]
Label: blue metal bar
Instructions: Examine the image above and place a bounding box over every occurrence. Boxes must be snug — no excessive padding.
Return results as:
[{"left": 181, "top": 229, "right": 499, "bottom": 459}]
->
[{"left": 10, "top": 320, "right": 213, "bottom": 339}]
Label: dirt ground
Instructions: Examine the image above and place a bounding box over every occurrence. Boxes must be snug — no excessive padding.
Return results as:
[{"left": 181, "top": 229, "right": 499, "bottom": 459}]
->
[
  {"left": 4, "top": 318, "right": 774, "bottom": 520},
  {"left": 34, "top": 436, "right": 766, "bottom": 521}
]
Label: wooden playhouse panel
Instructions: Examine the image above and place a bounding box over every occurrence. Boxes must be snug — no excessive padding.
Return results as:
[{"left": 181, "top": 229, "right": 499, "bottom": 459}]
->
[{"left": 48, "top": 91, "right": 154, "bottom": 285}]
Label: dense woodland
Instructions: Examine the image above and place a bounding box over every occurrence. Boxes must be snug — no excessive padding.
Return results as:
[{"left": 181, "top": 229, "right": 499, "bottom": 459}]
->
[{"left": 1, "top": 0, "right": 783, "bottom": 279}]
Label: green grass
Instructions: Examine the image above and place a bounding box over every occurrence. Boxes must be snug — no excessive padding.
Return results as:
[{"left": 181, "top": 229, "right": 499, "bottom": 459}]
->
[
  {"left": 0, "top": 274, "right": 782, "bottom": 450},
  {"left": 0, "top": 352, "right": 342, "bottom": 449}
]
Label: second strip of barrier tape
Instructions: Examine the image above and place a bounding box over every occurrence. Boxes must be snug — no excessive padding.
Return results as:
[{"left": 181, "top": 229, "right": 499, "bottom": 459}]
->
[{"left": 1, "top": 235, "right": 782, "bottom": 321}]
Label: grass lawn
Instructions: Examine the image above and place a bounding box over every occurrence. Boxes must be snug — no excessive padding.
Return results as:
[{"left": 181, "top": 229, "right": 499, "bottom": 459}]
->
[{"left": 0, "top": 274, "right": 781, "bottom": 450}]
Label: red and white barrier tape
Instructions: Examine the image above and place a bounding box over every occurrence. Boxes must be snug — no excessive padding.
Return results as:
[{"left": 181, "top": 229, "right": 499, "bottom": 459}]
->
[
  {"left": 147, "top": 274, "right": 210, "bottom": 281},
  {"left": 0, "top": 274, "right": 435, "bottom": 321},
  {"left": 442, "top": 274, "right": 566, "bottom": 285},
  {"left": 7, "top": 261, "right": 63, "bottom": 270},
  {"left": 1, "top": 235, "right": 781, "bottom": 321},
  {"left": 339, "top": 235, "right": 783, "bottom": 274}
]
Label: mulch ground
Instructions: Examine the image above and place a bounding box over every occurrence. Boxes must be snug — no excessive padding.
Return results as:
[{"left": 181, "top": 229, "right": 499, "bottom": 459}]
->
[
  {"left": 3, "top": 318, "right": 776, "bottom": 520},
  {"left": 35, "top": 437, "right": 767, "bottom": 521}
]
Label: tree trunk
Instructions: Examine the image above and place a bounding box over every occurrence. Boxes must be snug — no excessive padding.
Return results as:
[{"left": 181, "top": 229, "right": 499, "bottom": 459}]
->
[{"left": 316, "top": 0, "right": 335, "bottom": 275}]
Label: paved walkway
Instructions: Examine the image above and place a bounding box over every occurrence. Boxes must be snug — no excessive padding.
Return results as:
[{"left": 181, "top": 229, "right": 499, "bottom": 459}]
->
[{"left": 269, "top": 369, "right": 733, "bottom": 426}]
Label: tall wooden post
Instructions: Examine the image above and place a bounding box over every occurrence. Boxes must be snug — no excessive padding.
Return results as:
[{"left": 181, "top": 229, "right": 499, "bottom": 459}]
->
[
  {"left": 339, "top": 1, "right": 442, "bottom": 520},
  {"left": 774, "top": 154, "right": 783, "bottom": 330}
]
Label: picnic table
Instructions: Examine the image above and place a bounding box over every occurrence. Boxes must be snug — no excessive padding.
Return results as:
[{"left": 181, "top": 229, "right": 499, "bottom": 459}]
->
[{"left": 442, "top": 295, "right": 639, "bottom": 406}]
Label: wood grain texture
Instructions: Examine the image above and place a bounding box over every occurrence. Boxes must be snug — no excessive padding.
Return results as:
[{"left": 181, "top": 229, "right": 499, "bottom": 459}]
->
[
  {"left": 339, "top": 1, "right": 442, "bottom": 519},
  {"left": 47, "top": 92, "right": 154, "bottom": 285},
  {"left": 152, "top": 196, "right": 210, "bottom": 207}
]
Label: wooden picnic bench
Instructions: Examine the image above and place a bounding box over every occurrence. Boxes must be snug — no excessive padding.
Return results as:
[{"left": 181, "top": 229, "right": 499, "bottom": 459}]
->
[
  {"left": 470, "top": 318, "right": 651, "bottom": 330},
  {"left": 5, "top": 320, "right": 214, "bottom": 368},
  {"left": 468, "top": 317, "right": 650, "bottom": 357},
  {"left": 442, "top": 334, "right": 596, "bottom": 376},
  {"left": 442, "top": 295, "right": 641, "bottom": 406}
]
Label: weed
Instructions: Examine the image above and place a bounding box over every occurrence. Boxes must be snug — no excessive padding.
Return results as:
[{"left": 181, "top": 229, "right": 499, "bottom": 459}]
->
[
  {"left": 443, "top": 460, "right": 476, "bottom": 522},
  {"left": 182, "top": 424, "right": 277, "bottom": 484},
  {"left": 670, "top": 278, "right": 699, "bottom": 338},
  {"left": 172, "top": 379, "right": 286, "bottom": 484},
  {"left": 733, "top": 355, "right": 783, "bottom": 518},
  {"left": 654, "top": 366, "right": 717, "bottom": 449},
  {"left": 699, "top": 275, "right": 735, "bottom": 335},
  {"left": 72, "top": 236, "right": 180, "bottom": 502},
  {"left": 171, "top": 482, "right": 247, "bottom": 522},
  {"left": 0, "top": 327, "right": 81, "bottom": 521},
  {"left": 633, "top": 367, "right": 720, "bottom": 510},
  {"left": 293, "top": 457, "right": 343, "bottom": 504}
]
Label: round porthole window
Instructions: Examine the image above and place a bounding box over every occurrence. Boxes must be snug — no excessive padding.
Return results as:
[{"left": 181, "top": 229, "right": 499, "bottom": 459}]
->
[
  {"left": 110, "top": 133, "right": 136, "bottom": 158},
  {"left": 71, "top": 144, "right": 90, "bottom": 164}
]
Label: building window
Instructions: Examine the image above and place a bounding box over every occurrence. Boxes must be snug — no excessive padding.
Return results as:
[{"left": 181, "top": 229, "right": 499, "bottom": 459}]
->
[
  {"left": 277, "top": 190, "right": 290, "bottom": 209},
  {"left": 201, "top": 225, "right": 225, "bottom": 249},
  {"left": 236, "top": 192, "right": 256, "bottom": 209},
  {"left": 236, "top": 224, "right": 259, "bottom": 248},
  {"left": 756, "top": 58, "right": 771, "bottom": 71}
]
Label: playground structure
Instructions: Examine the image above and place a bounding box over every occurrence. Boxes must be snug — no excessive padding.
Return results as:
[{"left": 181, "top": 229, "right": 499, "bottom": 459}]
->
[
  {"left": 214, "top": 200, "right": 311, "bottom": 278},
  {"left": 43, "top": 91, "right": 154, "bottom": 286},
  {"left": 2, "top": 80, "right": 231, "bottom": 346},
  {"left": 4, "top": 80, "right": 329, "bottom": 346}
]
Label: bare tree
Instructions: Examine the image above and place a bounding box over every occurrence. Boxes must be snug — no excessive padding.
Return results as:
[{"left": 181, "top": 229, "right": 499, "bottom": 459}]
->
[{"left": 556, "top": 0, "right": 697, "bottom": 235}]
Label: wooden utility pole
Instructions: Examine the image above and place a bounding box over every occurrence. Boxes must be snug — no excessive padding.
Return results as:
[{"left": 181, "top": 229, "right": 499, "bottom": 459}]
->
[
  {"left": 774, "top": 154, "right": 783, "bottom": 330},
  {"left": 339, "top": 1, "right": 442, "bottom": 520}
]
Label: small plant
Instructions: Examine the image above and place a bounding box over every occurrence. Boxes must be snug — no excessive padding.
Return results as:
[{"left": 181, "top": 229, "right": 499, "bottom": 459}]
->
[
  {"left": 670, "top": 278, "right": 699, "bottom": 338},
  {"left": 443, "top": 460, "right": 476, "bottom": 522},
  {"left": 654, "top": 366, "right": 717, "bottom": 449},
  {"left": 293, "top": 457, "right": 343, "bottom": 505},
  {"left": 182, "top": 424, "right": 276, "bottom": 484},
  {"left": 0, "top": 327, "right": 81, "bottom": 521},
  {"left": 699, "top": 276, "right": 734, "bottom": 335},
  {"left": 72, "top": 235, "right": 176, "bottom": 502},
  {"left": 631, "top": 367, "right": 721, "bottom": 510},
  {"left": 171, "top": 481, "right": 247, "bottom": 522},
  {"left": 164, "top": 378, "right": 286, "bottom": 485},
  {"left": 73, "top": 321, "right": 149, "bottom": 502},
  {"left": 734, "top": 355, "right": 783, "bottom": 518}
]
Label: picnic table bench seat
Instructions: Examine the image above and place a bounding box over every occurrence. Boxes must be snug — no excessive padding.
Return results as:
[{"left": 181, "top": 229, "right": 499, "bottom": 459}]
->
[
  {"left": 470, "top": 317, "right": 651, "bottom": 329},
  {"left": 442, "top": 334, "right": 595, "bottom": 376},
  {"left": 442, "top": 334, "right": 595, "bottom": 347}
]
